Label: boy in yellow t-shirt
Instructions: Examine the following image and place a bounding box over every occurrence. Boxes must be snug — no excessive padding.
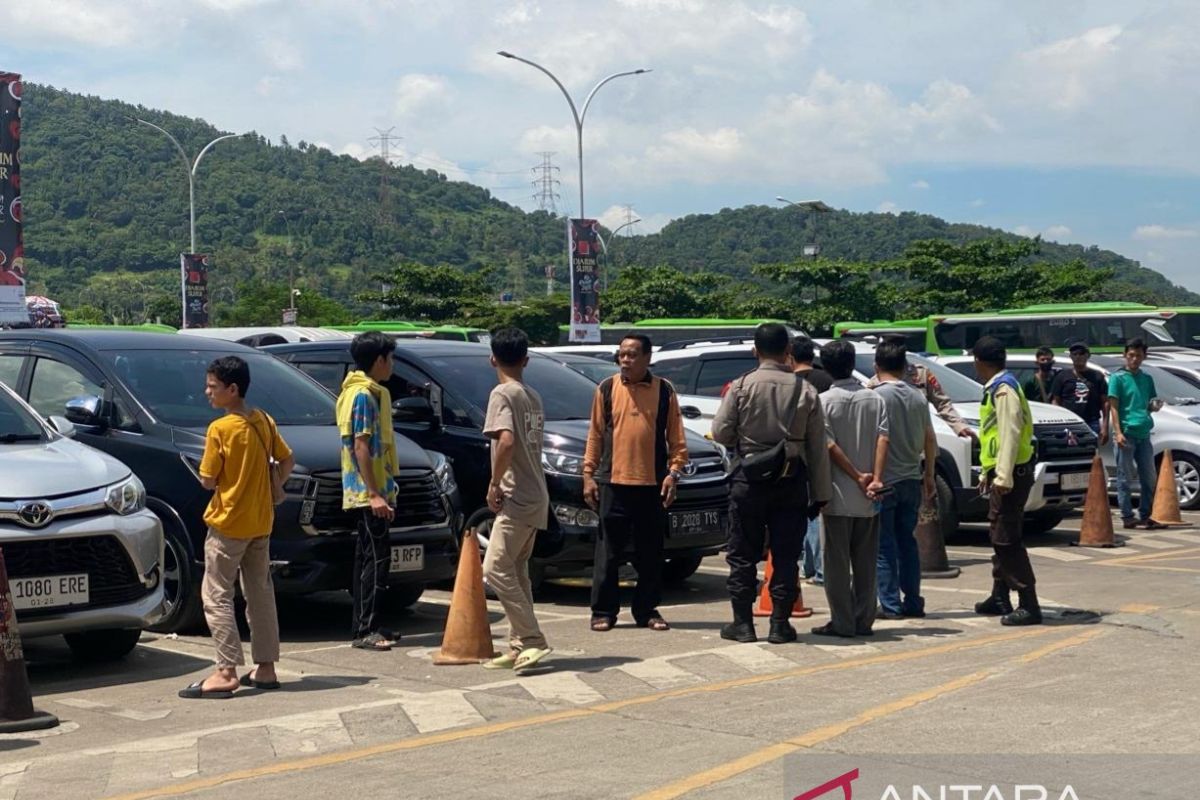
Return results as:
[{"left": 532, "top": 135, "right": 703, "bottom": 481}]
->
[{"left": 180, "top": 356, "right": 294, "bottom": 700}]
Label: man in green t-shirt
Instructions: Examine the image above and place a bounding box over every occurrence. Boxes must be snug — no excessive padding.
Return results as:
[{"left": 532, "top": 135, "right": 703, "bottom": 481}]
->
[{"left": 1107, "top": 338, "right": 1166, "bottom": 530}]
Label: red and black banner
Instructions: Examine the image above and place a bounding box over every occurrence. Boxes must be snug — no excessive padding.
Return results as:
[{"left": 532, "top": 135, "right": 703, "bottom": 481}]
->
[
  {"left": 0, "top": 73, "right": 26, "bottom": 326},
  {"left": 181, "top": 253, "right": 210, "bottom": 329},
  {"left": 568, "top": 218, "right": 602, "bottom": 343}
]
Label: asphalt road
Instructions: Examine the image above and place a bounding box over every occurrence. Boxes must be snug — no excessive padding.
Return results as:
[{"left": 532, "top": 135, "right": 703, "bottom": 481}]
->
[{"left": 4, "top": 510, "right": 1200, "bottom": 800}]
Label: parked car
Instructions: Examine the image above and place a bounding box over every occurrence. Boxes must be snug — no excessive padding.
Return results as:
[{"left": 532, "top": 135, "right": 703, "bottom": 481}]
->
[
  {"left": 939, "top": 354, "right": 1200, "bottom": 510},
  {"left": 177, "top": 326, "right": 353, "bottom": 348},
  {"left": 0, "top": 330, "right": 462, "bottom": 632},
  {"left": 265, "top": 339, "right": 732, "bottom": 586},
  {"left": 0, "top": 380, "right": 164, "bottom": 661},
  {"left": 536, "top": 351, "right": 621, "bottom": 384},
  {"left": 651, "top": 341, "right": 1096, "bottom": 536}
]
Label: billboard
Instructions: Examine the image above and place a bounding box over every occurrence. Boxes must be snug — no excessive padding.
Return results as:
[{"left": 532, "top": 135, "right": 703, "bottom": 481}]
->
[
  {"left": 568, "top": 218, "right": 602, "bottom": 343},
  {"left": 181, "top": 253, "right": 210, "bottom": 329},
  {"left": 0, "top": 73, "right": 25, "bottom": 326}
]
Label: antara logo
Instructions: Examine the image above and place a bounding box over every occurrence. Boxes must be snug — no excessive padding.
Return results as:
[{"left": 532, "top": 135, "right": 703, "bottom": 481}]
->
[{"left": 879, "top": 787, "right": 1080, "bottom": 800}]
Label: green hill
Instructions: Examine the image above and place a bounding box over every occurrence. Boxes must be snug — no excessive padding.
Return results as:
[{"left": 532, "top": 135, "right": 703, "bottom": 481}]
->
[{"left": 17, "top": 83, "right": 1199, "bottom": 325}]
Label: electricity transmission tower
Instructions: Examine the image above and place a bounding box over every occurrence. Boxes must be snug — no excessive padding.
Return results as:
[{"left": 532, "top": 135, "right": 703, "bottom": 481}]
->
[
  {"left": 531, "top": 151, "right": 561, "bottom": 213},
  {"left": 368, "top": 127, "right": 401, "bottom": 222}
]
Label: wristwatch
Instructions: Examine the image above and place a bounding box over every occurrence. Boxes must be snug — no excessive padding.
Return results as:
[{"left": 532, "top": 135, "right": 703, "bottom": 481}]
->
[{"left": 669, "top": 469, "right": 683, "bottom": 481}]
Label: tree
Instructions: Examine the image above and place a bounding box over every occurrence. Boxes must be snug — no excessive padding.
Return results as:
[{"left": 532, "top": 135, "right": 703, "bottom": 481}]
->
[
  {"left": 221, "top": 281, "right": 354, "bottom": 326},
  {"left": 603, "top": 265, "right": 735, "bottom": 322}
]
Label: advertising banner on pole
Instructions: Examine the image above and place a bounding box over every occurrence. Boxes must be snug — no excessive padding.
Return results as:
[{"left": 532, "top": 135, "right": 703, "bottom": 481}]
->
[
  {"left": 568, "top": 218, "right": 602, "bottom": 343},
  {"left": 0, "top": 73, "right": 27, "bottom": 326},
  {"left": 180, "top": 253, "right": 211, "bottom": 329}
]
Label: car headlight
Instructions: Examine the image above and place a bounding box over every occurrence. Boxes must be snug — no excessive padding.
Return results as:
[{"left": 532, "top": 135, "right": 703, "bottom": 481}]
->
[
  {"left": 717, "top": 445, "right": 733, "bottom": 475},
  {"left": 282, "top": 474, "right": 312, "bottom": 495},
  {"left": 428, "top": 451, "right": 457, "bottom": 494},
  {"left": 553, "top": 504, "right": 599, "bottom": 528},
  {"left": 541, "top": 448, "right": 585, "bottom": 476},
  {"left": 106, "top": 474, "right": 146, "bottom": 515}
]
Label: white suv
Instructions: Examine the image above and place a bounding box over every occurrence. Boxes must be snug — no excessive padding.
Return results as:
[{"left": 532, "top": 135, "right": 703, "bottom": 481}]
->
[{"left": 651, "top": 341, "right": 1096, "bottom": 536}]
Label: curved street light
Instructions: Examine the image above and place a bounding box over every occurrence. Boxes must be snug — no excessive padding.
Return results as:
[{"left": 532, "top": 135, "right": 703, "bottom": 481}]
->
[
  {"left": 498, "top": 51, "right": 650, "bottom": 219},
  {"left": 133, "top": 118, "right": 239, "bottom": 253}
]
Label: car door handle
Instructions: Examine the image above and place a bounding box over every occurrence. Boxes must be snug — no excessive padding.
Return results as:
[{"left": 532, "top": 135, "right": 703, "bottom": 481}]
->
[{"left": 680, "top": 405, "right": 702, "bottom": 419}]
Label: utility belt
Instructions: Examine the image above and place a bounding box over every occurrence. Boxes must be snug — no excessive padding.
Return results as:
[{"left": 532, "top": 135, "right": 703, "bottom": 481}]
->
[{"left": 983, "top": 459, "right": 1034, "bottom": 481}]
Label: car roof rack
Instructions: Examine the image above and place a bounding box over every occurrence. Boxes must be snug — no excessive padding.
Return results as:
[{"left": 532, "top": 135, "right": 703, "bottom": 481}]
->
[{"left": 658, "top": 336, "right": 757, "bottom": 351}]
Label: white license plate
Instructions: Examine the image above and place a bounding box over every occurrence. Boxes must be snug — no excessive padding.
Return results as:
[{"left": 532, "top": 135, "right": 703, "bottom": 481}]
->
[
  {"left": 299, "top": 499, "right": 316, "bottom": 525},
  {"left": 1060, "top": 472, "right": 1090, "bottom": 491},
  {"left": 669, "top": 509, "right": 725, "bottom": 537},
  {"left": 390, "top": 545, "right": 424, "bottom": 573},
  {"left": 10, "top": 574, "right": 89, "bottom": 611}
]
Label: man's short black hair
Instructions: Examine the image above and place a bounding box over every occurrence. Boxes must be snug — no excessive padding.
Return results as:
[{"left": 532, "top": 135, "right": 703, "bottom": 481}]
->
[
  {"left": 207, "top": 355, "right": 250, "bottom": 398},
  {"left": 350, "top": 330, "right": 396, "bottom": 373},
  {"left": 620, "top": 334, "right": 653, "bottom": 356},
  {"left": 972, "top": 336, "right": 1007, "bottom": 367},
  {"left": 821, "top": 340, "right": 856, "bottom": 380},
  {"left": 791, "top": 334, "right": 816, "bottom": 365},
  {"left": 874, "top": 339, "right": 907, "bottom": 374},
  {"left": 490, "top": 327, "right": 529, "bottom": 367},
  {"left": 1125, "top": 337, "right": 1148, "bottom": 354},
  {"left": 1035, "top": 346, "right": 1054, "bottom": 358},
  {"left": 754, "top": 323, "right": 790, "bottom": 357}
]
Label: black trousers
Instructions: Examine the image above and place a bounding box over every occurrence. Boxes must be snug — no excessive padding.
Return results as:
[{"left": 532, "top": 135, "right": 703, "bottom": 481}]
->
[
  {"left": 352, "top": 510, "right": 390, "bottom": 639},
  {"left": 726, "top": 472, "right": 807, "bottom": 618},
  {"left": 590, "top": 484, "right": 665, "bottom": 624},
  {"left": 988, "top": 461, "right": 1037, "bottom": 592}
]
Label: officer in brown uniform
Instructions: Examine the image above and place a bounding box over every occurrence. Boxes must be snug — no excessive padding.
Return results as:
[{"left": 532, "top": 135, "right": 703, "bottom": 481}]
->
[{"left": 867, "top": 335, "right": 973, "bottom": 439}]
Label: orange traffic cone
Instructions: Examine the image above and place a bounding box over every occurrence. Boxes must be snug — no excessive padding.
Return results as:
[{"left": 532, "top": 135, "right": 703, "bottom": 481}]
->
[
  {"left": 752, "top": 553, "right": 813, "bottom": 618},
  {"left": 0, "top": 549, "right": 60, "bottom": 733},
  {"left": 1151, "top": 450, "right": 1186, "bottom": 526},
  {"left": 1072, "top": 455, "right": 1123, "bottom": 548},
  {"left": 434, "top": 529, "right": 496, "bottom": 665}
]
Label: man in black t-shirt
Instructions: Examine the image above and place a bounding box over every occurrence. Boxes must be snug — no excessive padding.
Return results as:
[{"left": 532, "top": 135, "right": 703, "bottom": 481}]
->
[
  {"left": 1049, "top": 342, "right": 1108, "bottom": 444},
  {"left": 1022, "top": 346, "right": 1060, "bottom": 404}
]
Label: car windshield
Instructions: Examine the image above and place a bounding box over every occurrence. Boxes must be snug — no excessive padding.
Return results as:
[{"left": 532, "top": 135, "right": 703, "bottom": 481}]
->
[
  {"left": 102, "top": 349, "right": 336, "bottom": 428},
  {"left": 0, "top": 387, "right": 45, "bottom": 442},
  {"left": 852, "top": 352, "right": 983, "bottom": 403},
  {"left": 1141, "top": 364, "right": 1200, "bottom": 405},
  {"left": 422, "top": 354, "right": 598, "bottom": 420},
  {"left": 559, "top": 358, "right": 620, "bottom": 384}
]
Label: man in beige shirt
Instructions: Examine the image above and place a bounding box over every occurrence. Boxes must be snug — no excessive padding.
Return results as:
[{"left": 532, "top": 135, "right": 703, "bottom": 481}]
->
[{"left": 712, "top": 323, "right": 832, "bottom": 644}]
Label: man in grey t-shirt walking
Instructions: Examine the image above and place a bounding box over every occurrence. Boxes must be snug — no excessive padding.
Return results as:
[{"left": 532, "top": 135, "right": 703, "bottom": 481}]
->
[
  {"left": 872, "top": 340, "right": 936, "bottom": 620},
  {"left": 481, "top": 328, "right": 552, "bottom": 672},
  {"left": 812, "top": 341, "right": 889, "bottom": 638}
]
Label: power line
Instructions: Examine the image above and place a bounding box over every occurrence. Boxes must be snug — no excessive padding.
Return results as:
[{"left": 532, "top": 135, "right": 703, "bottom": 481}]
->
[{"left": 531, "top": 151, "right": 561, "bottom": 214}]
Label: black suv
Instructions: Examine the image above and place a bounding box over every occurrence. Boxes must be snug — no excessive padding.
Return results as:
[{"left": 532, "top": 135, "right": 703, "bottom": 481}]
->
[
  {"left": 265, "top": 340, "right": 731, "bottom": 586},
  {"left": 0, "top": 331, "right": 462, "bottom": 632}
]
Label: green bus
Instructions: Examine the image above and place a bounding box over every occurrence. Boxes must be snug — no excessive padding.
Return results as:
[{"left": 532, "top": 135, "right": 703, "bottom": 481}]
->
[
  {"left": 832, "top": 319, "right": 930, "bottom": 353},
  {"left": 836, "top": 303, "right": 1200, "bottom": 355},
  {"left": 65, "top": 323, "right": 179, "bottom": 333},
  {"left": 331, "top": 321, "right": 491, "bottom": 344},
  {"left": 557, "top": 318, "right": 803, "bottom": 347}
]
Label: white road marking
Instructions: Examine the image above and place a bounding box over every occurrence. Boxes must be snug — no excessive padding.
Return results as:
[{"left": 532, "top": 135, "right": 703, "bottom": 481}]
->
[
  {"left": 714, "top": 643, "right": 798, "bottom": 674},
  {"left": 618, "top": 657, "right": 706, "bottom": 689},
  {"left": 1119, "top": 536, "right": 1177, "bottom": 549},
  {"left": 513, "top": 671, "right": 605, "bottom": 706},
  {"left": 813, "top": 643, "right": 882, "bottom": 658},
  {"left": 52, "top": 697, "right": 171, "bottom": 722},
  {"left": 0, "top": 762, "right": 28, "bottom": 800},
  {"left": 1028, "top": 547, "right": 1092, "bottom": 562},
  {"left": 1138, "top": 530, "right": 1198, "bottom": 544},
  {"left": 267, "top": 709, "right": 356, "bottom": 758},
  {"left": 106, "top": 746, "right": 199, "bottom": 791},
  {"left": 386, "top": 689, "right": 486, "bottom": 733}
]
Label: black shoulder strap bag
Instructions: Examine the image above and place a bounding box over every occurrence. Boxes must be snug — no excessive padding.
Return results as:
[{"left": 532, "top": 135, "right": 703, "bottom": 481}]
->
[{"left": 739, "top": 376, "right": 804, "bottom": 484}]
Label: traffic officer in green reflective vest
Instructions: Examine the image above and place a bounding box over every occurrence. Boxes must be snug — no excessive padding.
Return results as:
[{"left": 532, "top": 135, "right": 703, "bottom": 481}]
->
[{"left": 971, "top": 336, "right": 1042, "bottom": 626}]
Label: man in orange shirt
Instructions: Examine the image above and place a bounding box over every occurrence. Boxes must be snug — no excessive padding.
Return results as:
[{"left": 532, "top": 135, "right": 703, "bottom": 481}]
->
[
  {"left": 584, "top": 335, "right": 689, "bottom": 632},
  {"left": 180, "top": 356, "right": 294, "bottom": 699}
]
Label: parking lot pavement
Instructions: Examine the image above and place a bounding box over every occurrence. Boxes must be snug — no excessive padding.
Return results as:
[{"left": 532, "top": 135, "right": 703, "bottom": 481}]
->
[{"left": 3, "top": 509, "right": 1199, "bottom": 800}]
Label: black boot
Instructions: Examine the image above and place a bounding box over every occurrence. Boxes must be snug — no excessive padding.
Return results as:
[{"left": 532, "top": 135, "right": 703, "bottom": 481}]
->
[
  {"left": 720, "top": 603, "right": 757, "bottom": 643},
  {"left": 1002, "top": 589, "right": 1043, "bottom": 626},
  {"left": 974, "top": 581, "right": 1014, "bottom": 616},
  {"left": 767, "top": 612, "right": 797, "bottom": 644}
]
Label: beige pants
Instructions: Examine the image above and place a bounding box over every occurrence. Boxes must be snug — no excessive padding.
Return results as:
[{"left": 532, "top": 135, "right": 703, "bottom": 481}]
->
[
  {"left": 201, "top": 528, "right": 280, "bottom": 668},
  {"left": 481, "top": 515, "right": 547, "bottom": 651}
]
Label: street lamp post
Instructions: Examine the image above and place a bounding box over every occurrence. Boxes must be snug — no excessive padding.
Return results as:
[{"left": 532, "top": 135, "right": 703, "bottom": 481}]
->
[
  {"left": 133, "top": 118, "right": 238, "bottom": 253},
  {"left": 498, "top": 51, "right": 650, "bottom": 219},
  {"left": 776, "top": 196, "right": 832, "bottom": 257}
]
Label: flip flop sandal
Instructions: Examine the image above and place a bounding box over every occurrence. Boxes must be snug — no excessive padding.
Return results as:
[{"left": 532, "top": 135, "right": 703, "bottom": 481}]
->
[
  {"left": 352, "top": 633, "right": 393, "bottom": 651},
  {"left": 483, "top": 651, "right": 520, "bottom": 670},
  {"left": 590, "top": 618, "right": 614, "bottom": 632},
  {"left": 239, "top": 672, "right": 282, "bottom": 690},
  {"left": 514, "top": 647, "right": 553, "bottom": 673},
  {"left": 178, "top": 680, "right": 235, "bottom": 700},
  {"left": 638, "top": 617, "right": 670, "bottom": 631}
]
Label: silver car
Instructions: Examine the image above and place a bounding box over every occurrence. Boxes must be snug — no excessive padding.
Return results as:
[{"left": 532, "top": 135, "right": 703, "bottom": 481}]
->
[{"left": 0, "top": 381, "right": 164, "bottom": 661}]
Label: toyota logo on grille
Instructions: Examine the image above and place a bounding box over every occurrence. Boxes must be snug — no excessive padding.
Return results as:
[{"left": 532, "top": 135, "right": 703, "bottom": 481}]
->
[
  {"left": 682, "top": 461, "right": 698, "bottom": 476},
  {"left": 17, "top": 502, "right": 53, "bottom": 529}
]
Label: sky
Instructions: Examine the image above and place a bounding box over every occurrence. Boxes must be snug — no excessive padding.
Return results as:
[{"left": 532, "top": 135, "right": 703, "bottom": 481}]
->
[{"left": 4, "top": 0, "right": 1199, "bottom": 290}]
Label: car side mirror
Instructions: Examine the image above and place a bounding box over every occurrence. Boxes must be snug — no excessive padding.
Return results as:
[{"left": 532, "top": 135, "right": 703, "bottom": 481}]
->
[
  {"left": 64, "top": 395, "right": 106, "bottom": 428},
  {"left": 48, "top": 416, "right": 77, "bottom": 438},
  {"left": 393, "top": 396, "right": 438, "bottom": 427}
]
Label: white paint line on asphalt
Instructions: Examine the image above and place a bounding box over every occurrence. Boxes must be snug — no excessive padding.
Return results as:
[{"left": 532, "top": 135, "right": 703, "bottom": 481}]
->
[
  {"left": 714, "top": 643, "right": 799, "bottom": 674},
  {"left": 513, "top": 671, "right": 606, "bottom": 706},
  {"left": 0, "top": 763, "right": 28, "bottom": 800},
  {"left": 1119, "top": 536, "right": 1178, "bottom": 550},
  {"left": 266, "top": 709, "right": 356, "bottom": 758},
  {"left": 1028, "top": 548, "right": 1092, "bottom": 562},
  {"left": 386, "top": 689, "right": 486, "bottom": 733},
  {"left": 53, "top": 697, "right": 172, "bottom": 722},
  {"left": 812, "top": 643, "right": 882, "bottom": 658},
  {"left": 1138, "top": 530, "right": 1198, "bottom": 544},
  {"left": 618, "top": 657, "right": 706, "bottom": 690},
  {"left": 106, "top": 746, "right": 199, "bottom": 793}
]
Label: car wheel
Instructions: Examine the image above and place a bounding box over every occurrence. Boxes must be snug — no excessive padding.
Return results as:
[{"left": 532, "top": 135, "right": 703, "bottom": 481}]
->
[
  {"left": 935, "top": 473, "right": 960, "bottom": 541},
  {"left": 147, "top": 524, "right": 204, "bottom": 633},
  {"left": 385, "top": 583, "right": 426, "bottom": 609},
  {"left": 1024, "top": 510, "right": 1067, "bottom": 536},
  {"left": 64, "top": 629, "right": 142, "bottom": 662},
  {"left": 1173, "top": 452, "right": 1200, "bottom": 510},
  {"left": 661, "top": 555, "right": 703, "bottom": 585},
  {"left": 464, "top": 507, "right": 546, "bottom": 592}
]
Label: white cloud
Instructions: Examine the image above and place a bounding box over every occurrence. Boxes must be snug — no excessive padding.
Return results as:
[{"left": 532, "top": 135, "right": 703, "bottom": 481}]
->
[
  {"left": 1043, "top": 224, "right": 1072, "bottom": 240},
  {"left": 260, "top": 37, "right": 303, "bottom": 72},
  {"left": 338, "top": 142, "right": 369, "bottom": 160},
  {"left": 1014, "top": 225, "right": 1036, "bottom": 237},
  {"left": 910, "top": 179, "right": 930, "bottom": 190},
  {"left": 255, "top": 76, "right": 279, "bottom": 97},
  {"left": 969, "top": 198, "right": 985, "bottom": 208},
  {"left": 877, "top": 201, "right": 898, "bottom": 214},
  {"left": 1013, "top": 25, "right": 1122, "bottom": 112},
  {"left": 10, "top": 0, "right": 153, "bottom": 47},
  {"left": 394, "top": 73, "right": 451, "bottom": 118},
  {"left": 495, "top": 1, "right": 539, "bottom": 26},
  {"left": 1134, "top": 224, "right": 1199, "bottom": 240}
]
